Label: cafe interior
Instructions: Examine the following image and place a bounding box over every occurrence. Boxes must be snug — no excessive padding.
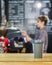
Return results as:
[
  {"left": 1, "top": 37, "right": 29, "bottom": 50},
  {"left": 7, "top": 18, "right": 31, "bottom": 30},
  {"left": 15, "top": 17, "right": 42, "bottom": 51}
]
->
[{"left": 0, "top": 0, "right": 52, "bottom": 65}]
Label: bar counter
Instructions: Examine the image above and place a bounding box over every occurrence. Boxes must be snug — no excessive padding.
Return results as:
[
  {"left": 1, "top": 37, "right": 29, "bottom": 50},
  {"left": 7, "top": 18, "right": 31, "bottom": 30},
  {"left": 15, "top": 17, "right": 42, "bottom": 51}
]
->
[{"left": 0, "top": 53, "right": 52, "bottom": 65}]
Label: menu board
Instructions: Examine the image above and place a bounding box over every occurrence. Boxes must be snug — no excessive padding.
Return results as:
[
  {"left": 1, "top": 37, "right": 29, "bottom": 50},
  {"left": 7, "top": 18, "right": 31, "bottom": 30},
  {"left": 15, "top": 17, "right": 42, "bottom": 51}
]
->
[{"left": 8, "top": 0, "right": 24, "bottom": 23}]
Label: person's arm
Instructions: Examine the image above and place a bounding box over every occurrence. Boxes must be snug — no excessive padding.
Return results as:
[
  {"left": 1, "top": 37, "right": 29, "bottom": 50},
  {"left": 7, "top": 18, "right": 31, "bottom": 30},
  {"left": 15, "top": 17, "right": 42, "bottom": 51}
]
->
[
  {"left": 40, "top": 31, "right": 48, "bottom": 53},
  {"left": 44, "top": 32, "right": 48, "bottom": 52},
  {"left": 26, "top": 34, "right": 32, "bottom": 42},
  {"left": 21, "top": 31, "right": 32, "bottom": 42}
]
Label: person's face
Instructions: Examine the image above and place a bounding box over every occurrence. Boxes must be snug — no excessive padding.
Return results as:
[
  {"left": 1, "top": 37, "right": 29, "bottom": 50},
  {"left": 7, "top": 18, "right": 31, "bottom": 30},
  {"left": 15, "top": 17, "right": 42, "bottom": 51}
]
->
[{"left": 36, "top": 19, "right": 44, "bottom": 28}]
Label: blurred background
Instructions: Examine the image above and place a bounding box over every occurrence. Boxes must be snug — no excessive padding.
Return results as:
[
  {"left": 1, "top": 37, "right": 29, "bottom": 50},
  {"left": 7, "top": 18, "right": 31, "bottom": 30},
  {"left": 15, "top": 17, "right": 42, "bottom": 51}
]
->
[
  {"left": 0, "top": 0, "right": 52, "bottom": 34},
  {"left": 0, "top": 0, "right": 52, "bottom": 33},
  {"left": 0, "top": 0, "right": 52, "bottom": 53}
]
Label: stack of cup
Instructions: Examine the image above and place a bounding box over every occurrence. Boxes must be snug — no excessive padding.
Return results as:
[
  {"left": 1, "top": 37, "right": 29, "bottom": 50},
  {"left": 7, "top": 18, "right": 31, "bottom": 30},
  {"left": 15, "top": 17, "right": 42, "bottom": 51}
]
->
[{"left": 34, "top": 39, "right": 43, "bottom": 58}]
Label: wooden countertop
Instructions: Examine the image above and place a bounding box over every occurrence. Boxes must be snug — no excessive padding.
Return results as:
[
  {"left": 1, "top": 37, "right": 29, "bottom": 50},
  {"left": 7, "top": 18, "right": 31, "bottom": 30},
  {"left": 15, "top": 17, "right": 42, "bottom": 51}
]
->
[
  {"left": 0, "top": 53, "right": 52, "bottom": 65},
  {"left": 0, "top": 53, "right": 52, "bottom": 62}
]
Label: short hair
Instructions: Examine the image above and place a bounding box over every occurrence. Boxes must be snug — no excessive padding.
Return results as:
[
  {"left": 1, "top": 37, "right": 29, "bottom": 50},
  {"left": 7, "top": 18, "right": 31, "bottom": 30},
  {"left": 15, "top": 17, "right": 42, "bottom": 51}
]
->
[{"left": 37, "top": 16, "right": 48, "bottom": 26}]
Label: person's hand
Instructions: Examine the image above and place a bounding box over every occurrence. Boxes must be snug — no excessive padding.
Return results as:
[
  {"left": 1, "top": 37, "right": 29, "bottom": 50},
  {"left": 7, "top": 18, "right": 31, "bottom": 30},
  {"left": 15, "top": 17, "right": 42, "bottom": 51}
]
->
[
  {"left": 21, "top": 31, "right": 28, "bottom": 37},
  {"left": 21, "top": 31, "right": 32, "bottom": 42}
]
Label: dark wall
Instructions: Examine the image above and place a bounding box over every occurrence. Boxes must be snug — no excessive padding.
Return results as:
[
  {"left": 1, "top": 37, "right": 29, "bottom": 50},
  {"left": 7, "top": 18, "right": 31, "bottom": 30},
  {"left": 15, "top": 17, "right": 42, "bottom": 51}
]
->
[
  {"left": 47, "top": 0, "right": 52, "bottom": 53},
  {"left": 47, "top": 33, "right": 52, "bottom": 53},
  {"left": 48, "top": 0, "right": 52, "bottom": 19},
  {"left": 0, "top": 0, "right": 1, "bottom": 25}
]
